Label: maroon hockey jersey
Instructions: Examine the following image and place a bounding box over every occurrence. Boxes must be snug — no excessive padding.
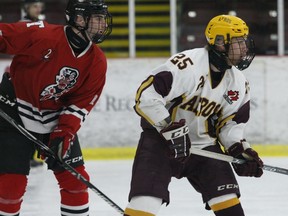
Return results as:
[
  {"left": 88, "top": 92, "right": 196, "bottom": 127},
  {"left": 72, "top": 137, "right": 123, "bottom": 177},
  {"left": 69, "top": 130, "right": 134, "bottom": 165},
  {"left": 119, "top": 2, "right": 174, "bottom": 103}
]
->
[{"left": 0, "top": 21, "right": 107, "bottom": 135}]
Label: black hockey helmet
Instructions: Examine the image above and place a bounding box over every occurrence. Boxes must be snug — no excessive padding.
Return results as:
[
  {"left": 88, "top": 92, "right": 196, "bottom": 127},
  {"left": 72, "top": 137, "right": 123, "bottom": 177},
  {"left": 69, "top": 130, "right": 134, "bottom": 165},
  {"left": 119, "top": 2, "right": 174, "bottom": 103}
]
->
[{"left": 65, "top": 0, "right": 112, "bottom": 44}]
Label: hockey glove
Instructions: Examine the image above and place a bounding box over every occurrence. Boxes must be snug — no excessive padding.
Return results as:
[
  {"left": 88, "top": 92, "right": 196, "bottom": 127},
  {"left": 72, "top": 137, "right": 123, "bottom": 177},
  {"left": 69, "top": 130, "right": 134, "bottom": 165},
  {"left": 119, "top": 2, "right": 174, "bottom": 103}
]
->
[
  {"left": 43, "top": 129, "right": 74, "bottom": 161},
  {"left": 227, "top": 141, "right": 263, "bottom": 177},
  {"left": 161, "top": 119, "right": 191, "bottom": 160}
]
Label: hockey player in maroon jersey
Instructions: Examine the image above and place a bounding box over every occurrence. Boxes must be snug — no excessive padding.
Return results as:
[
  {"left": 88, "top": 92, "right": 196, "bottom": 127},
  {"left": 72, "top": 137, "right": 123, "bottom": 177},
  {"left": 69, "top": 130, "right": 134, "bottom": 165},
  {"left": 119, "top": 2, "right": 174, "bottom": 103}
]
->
[
  {"left": 0, "top": 0, "right": 112, "bottom": 215},
  {"left": 123, "top": 15, "right": 263, "bottom": 216}
]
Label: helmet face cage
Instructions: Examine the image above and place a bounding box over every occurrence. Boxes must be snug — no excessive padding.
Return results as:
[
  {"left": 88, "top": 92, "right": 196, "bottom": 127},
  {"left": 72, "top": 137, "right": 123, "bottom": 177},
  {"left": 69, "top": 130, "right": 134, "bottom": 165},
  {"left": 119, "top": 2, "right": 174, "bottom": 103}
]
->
[
  {"left": 66, "top": 0, "right": 112, "bottom": 44},
  {"left": 228, "top": 36, "right": 255, "bottom": 71},
  {"left": 86, "top": 10, "right": 112, "bottom": 44}
]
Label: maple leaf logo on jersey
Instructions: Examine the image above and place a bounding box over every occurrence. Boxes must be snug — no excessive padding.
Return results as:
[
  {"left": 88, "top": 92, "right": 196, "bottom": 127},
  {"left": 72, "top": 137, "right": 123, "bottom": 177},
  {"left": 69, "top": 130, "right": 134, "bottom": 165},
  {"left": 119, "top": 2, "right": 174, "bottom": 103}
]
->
[
  {"left": 227, "top": 90, "right": 239, "bottom": 101},
  {"left": 40, "top": 67, "right": 79, "bottom": 101},
  {"left": 223, "top": 90, "right": 239, "bottom": 104}
]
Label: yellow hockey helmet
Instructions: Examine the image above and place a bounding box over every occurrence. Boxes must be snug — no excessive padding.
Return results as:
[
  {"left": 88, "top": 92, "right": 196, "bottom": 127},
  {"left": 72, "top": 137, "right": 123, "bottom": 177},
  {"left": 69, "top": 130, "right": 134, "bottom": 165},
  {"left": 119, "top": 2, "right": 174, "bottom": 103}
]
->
[{"left": 205, "top": 15, "right": 249, "bottom": 45}]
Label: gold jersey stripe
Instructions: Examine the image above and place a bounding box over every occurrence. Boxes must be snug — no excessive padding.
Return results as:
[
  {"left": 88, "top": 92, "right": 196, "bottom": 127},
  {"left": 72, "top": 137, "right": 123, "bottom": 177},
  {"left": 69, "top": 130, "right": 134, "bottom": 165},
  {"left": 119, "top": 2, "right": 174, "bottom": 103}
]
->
[{"left": 134, "top": 76, "right": 155, "bottom": 125}]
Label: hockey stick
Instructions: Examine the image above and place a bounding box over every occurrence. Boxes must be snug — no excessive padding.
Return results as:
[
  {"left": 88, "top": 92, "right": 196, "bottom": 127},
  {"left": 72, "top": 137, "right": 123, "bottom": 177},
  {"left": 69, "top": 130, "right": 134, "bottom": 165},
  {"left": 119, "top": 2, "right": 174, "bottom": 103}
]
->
[
  {"left": 0, "top": 108, "right": 124, "bottom": 214},
  {"left": 190, "top": 148, "right": 288, "bottom": 176}
]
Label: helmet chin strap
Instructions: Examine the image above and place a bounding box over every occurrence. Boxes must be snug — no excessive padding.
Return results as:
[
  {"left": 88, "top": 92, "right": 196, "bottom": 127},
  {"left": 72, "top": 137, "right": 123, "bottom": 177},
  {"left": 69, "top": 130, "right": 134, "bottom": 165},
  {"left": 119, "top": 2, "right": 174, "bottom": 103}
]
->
[
  {"left": 208, "top": 47, "right": 231, "bottom": 72},
  {"left": 66, "top": 26, "right": 89, "bottom": 53},
  {"left": 80, "top": 29, "right": 92, "bottom": 44}
]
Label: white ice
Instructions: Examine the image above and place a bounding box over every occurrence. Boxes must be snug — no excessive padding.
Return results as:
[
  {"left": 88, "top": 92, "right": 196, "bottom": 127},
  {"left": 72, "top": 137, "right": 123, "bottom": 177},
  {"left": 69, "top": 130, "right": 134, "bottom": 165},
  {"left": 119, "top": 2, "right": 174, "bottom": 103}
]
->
[{"left": 21, "top": 157, "right": 288, "bottom": 216}]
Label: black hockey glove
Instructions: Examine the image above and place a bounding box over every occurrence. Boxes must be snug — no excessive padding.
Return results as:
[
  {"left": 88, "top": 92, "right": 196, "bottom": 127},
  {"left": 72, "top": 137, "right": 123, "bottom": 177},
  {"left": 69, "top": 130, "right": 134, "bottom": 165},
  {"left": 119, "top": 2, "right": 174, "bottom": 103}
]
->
[
  {"left": 160, "top": 119, "right": 191, "bottom": 160},
  {"left": 227, "top": 141, "right": 263, "bottom": 177}
]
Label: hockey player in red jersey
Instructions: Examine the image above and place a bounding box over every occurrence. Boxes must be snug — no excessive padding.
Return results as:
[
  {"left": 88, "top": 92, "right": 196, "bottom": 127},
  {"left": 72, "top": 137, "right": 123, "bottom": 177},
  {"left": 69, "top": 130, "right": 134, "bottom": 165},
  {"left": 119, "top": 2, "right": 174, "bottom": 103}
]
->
[
  {"left": 0, "top": 0, "right": 112, "bottom": 215},
  {"left": 123, "top": 15, "right": 263, "bottom": 216}
]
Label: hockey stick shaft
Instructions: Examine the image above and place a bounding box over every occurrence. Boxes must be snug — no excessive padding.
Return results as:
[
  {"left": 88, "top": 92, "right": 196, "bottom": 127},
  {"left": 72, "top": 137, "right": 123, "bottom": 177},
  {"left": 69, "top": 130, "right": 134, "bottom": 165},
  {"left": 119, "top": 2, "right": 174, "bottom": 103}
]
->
[
  {"left": 0, "top": 108, "right": 124, "bottom": 214},
  {"left": 190, "top": 148, "right": 288, "bottom": 176}
]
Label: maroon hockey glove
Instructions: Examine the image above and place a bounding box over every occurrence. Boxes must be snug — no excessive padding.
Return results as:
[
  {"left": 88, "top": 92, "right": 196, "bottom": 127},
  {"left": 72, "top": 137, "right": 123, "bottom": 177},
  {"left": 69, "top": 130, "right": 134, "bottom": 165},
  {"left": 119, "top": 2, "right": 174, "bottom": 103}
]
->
[
  {"left": 227, "top": 141, "right": 263, "bottom": 177},
  {"left": 42, "top": 129, "right": 74, "bottom": 161},
  {"left": 161, "top": 119, "right": 191, "bottom": 160}
]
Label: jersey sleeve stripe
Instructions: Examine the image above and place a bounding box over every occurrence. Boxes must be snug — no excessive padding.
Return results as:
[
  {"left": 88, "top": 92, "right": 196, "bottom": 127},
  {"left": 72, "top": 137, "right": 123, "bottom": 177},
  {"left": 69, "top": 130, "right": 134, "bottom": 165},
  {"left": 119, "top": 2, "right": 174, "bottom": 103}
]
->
[
  {"left": 62, "top": 105, "right": 88, "bottom": 123},
  {"left": 134, "top": 75, "right": 155, "bottom": 125}
]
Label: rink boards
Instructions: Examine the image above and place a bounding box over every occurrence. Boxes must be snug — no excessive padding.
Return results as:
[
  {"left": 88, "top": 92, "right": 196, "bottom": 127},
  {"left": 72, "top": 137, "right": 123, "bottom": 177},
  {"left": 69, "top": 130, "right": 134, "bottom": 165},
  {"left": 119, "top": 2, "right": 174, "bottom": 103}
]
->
[{"left": 81, "top": 144, "right": 288, "bottom": 160}]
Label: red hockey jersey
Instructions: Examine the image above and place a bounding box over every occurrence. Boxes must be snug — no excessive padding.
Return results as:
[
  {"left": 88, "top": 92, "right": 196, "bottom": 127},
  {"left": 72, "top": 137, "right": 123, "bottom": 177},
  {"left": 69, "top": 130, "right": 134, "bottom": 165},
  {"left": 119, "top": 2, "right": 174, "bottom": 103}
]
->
[{"left": 0, "top": 21, "right": 107, "bottom": 135}]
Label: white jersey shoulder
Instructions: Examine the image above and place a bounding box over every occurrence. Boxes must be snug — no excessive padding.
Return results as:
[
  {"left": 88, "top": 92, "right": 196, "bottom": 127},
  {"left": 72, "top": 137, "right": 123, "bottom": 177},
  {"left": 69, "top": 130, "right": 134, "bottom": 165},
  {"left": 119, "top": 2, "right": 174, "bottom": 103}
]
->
[{"left": 151, "top": 48, "right": 210, "bottom": 102}]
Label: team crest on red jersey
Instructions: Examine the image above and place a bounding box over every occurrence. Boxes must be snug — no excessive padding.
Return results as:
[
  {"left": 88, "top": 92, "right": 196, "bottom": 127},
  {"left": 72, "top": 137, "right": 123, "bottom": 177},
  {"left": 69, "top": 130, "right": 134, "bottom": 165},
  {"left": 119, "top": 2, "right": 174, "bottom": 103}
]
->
[
  {"left": 40, "top": 67, "right": 79, "bottom": 101},
  {"left": 223, "top": 90, "right": 239, "bottom": 104}
]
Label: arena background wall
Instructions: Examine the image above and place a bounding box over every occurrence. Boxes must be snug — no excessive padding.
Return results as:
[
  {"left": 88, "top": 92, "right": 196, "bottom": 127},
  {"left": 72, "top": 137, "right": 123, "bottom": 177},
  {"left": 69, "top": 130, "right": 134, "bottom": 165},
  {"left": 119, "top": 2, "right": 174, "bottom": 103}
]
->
[{"left": 0, "top": 57, "right": 288, "bottom": 159}]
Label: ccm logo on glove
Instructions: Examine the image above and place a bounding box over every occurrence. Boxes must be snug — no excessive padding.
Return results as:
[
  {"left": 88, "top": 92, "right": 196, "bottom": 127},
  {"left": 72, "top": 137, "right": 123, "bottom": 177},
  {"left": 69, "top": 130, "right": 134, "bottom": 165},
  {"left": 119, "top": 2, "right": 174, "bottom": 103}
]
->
[
  {"left": 161, "top": 119, "right": 191, "bottom": 159},
  {"left": 161, "top": 124, "right": 189, "bottom": 140}
]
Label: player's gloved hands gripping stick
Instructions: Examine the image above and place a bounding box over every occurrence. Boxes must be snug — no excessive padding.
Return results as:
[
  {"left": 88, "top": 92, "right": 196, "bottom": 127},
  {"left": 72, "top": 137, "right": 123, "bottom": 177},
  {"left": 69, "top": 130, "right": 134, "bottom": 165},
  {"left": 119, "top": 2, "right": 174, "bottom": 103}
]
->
[
  {"left": 41, "top": 129, "right": 74, "bottom": 168},
  {"left": 161, "top": 119, "right": 191, "bottom": 160},
  {"left": 227, "top": 141, "right": 263, "bottom": 177},
  {"left": 49, "top": 129, "right": 74, "bottom": 160}
]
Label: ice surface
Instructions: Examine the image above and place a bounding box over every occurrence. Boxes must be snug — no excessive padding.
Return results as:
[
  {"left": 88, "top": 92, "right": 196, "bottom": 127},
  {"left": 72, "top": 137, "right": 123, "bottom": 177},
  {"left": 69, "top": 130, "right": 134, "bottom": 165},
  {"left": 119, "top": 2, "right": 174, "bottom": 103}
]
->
[{"left": 21, "top": 158, "right": 288, "bottom": 216}]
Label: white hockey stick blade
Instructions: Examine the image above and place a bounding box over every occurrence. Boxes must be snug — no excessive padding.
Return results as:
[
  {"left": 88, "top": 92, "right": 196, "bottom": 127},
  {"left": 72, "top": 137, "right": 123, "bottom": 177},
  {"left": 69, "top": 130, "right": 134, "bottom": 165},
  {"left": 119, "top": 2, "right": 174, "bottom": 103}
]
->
[{"left": 190, "top": 148, "right": 288, "bottom": 176}]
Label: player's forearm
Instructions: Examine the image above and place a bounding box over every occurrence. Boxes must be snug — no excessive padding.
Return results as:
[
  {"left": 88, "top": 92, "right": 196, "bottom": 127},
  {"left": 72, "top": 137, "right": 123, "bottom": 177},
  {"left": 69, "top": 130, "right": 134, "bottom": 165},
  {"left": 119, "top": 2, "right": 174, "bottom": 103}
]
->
[
  {"left": 57, "top": 106, "right": 88, "bottom": 135},
  {"left": 218, "top": 122, "right": 246, "bottom": 150},
  {"left": 135, "top": 99, "right": 170, "bottom": 130}
]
